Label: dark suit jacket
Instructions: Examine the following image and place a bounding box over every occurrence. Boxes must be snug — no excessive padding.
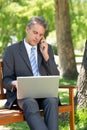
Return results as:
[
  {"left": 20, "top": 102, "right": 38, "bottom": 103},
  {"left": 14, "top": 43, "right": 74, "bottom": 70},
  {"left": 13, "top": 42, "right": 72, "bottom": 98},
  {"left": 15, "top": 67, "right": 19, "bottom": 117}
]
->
[{"left": 2, "top": 40, "right": 59, "bottom": 109}]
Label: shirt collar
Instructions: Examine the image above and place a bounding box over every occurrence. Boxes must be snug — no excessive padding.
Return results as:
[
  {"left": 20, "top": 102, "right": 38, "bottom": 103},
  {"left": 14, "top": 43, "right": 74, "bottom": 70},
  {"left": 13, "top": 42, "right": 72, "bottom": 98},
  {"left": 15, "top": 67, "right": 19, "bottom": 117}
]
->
[{"left": 24, "top": 39, "right": 37, "bottom": 50}]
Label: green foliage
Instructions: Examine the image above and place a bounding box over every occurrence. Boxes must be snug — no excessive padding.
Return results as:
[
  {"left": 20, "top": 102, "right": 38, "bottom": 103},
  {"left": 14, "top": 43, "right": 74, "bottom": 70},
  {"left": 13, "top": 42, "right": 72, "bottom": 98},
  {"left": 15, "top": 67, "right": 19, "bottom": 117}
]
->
[
  {"left": 59, "top": 120, "right": 70, "bottom": 130},
  {"left": 75, "top": 108, "right": 87, "bottom": 130},
  {"left": 0, "top": 0, "right": 55, "bottom": 53},
  {"left": 59, "top": 77, "right": 77, "bottom": 104},
  {"left": 59, "top": 108, "right": 87, "bottom": 130},
  {"left": 59, "top": 91, "right": 69, "bottom": 104},
  {"left": 6, "top": 122, "right": 30, "bottom": 130},
  {"left": 59, "top": 77, "right": 77, "bottom": 86},
  {"left": 69, "top": 0, "right": 87, "bottom": 50},
  {"left": 52, "top": 45, "right": 58, "bottom": 55}
]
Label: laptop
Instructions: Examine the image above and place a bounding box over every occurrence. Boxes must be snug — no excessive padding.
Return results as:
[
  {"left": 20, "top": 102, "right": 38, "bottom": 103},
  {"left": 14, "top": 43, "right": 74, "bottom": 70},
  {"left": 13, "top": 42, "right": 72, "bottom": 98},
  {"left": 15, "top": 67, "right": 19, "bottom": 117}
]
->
[{"left": 17, "top": 76, "right": 59, "bottom": 99}]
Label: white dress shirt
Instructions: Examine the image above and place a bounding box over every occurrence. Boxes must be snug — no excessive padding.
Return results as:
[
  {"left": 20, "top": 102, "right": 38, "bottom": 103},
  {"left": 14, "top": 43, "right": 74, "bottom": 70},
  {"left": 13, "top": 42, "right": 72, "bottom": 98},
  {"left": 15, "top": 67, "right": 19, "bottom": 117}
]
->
[{"left": 24, "top": 39, "right": 40, "bottom": 76}]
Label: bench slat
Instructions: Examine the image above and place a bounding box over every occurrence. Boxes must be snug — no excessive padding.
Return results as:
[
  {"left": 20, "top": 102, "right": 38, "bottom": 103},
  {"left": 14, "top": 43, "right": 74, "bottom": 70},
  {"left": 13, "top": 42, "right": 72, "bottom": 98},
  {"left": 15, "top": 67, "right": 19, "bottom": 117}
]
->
[
  {"left": 0, "top": 105, "right": 72, "bottom": 126},
  {"left": 0, "top": 109, "right": 24, "bottom": 125},
  {"left": 0, "top": 94, "right": 6, "bottom": 99}
]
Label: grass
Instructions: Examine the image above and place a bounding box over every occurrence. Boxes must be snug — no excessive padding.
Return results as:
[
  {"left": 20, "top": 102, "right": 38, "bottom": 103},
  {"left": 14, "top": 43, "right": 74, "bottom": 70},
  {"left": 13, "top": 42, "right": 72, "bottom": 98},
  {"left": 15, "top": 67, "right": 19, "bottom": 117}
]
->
[
  {"left": 1, "top": 77, "right": 87, "bottom": 130},
  {"left": 59, "top": 77, "right": 77, "bottom": 104},
  {"left": 75, "top": 108, "right": 87, "bottom": 130},
  {"left": 5, "top": 122, "right": 29, "bottom": 130},
  {"left": 59, "top": 77, "right": 77, "bottom": 86},
  {"left": 59, "top": 78, "right": 87, "bottom": 130}
]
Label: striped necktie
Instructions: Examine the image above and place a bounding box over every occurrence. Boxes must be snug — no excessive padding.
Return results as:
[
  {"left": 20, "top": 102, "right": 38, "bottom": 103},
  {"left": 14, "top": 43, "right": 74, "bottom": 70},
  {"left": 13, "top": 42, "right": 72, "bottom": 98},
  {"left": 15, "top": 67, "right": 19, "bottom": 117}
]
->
[{"left": 30, "top": 47, "right": 38, "bottom": 76}]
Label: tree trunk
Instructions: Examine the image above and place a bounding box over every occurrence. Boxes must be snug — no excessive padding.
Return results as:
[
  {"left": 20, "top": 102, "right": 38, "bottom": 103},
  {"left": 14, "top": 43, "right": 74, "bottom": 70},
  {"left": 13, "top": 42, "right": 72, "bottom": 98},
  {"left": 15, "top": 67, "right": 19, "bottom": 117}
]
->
[
  {"left": 54, "top": 0, "right": 78, "bottom": 79},
  {"left": 75, "top": 40, "right": 87, "bottom": 109}
]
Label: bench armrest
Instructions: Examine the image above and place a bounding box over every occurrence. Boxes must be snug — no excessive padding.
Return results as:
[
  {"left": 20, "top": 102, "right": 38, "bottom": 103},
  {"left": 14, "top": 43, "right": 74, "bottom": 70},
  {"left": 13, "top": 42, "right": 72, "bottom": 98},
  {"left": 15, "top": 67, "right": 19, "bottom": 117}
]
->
[{"left": 59, "top": 85, "right": 77, "bottom": 89}]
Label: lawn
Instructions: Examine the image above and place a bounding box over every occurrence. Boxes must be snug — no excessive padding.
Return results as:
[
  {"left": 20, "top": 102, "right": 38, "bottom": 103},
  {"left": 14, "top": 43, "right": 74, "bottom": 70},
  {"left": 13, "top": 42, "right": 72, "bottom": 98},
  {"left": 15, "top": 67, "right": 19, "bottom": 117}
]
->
[{"left": 1, "top": 77, "right": 87, "bottom": 130}]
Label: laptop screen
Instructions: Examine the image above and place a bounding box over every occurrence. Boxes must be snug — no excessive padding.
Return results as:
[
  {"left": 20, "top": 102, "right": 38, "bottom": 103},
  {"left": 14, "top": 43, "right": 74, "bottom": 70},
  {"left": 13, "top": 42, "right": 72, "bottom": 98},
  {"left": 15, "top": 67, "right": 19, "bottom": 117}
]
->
[{"left": 17, "top": 76, "right": 59, "bottom": 99}]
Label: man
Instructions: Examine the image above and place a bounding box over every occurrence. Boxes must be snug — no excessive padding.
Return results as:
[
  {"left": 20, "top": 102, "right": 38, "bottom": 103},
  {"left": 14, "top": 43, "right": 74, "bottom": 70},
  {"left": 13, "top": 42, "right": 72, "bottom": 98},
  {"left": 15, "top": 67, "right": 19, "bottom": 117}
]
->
[{"left": 2, "top": 16, "right": 60, "bottom": 130}]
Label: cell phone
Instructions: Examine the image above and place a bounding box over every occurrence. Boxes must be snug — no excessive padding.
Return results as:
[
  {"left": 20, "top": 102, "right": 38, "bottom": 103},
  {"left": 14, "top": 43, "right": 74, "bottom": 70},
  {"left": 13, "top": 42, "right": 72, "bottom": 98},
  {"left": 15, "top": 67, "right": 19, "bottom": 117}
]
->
[{"left": 39, "top": 37, "right": 43, "bottom": 45}]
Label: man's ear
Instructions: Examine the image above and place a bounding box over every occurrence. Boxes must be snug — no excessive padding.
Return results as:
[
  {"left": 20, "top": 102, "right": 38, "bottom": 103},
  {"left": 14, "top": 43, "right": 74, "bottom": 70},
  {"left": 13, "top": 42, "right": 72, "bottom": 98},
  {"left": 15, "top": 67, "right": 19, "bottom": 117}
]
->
[{"left": 26, "top": 26, "right": 29, "bottom": 33}]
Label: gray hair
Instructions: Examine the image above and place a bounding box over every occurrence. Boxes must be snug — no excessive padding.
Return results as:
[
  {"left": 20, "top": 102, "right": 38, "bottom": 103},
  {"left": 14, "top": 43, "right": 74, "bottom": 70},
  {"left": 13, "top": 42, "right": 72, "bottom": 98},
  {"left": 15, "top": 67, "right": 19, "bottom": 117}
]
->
[{"left": 27, "top": 16, "right": 48, "bottom": 30}]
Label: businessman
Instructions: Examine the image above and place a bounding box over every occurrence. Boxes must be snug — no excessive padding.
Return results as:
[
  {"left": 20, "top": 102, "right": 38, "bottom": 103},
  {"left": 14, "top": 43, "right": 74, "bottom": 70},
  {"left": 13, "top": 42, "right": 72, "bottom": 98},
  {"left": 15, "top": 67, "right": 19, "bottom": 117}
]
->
[{"left": 2, "top": 16, "right": 60, "bottom": 130}]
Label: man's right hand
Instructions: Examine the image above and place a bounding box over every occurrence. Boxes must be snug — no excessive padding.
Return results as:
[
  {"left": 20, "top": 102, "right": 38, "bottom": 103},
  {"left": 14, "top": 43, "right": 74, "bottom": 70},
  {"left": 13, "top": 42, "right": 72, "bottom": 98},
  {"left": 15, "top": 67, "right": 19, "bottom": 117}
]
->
[{"left": 12, "top": 80, "right": 18, "bottom": 89}]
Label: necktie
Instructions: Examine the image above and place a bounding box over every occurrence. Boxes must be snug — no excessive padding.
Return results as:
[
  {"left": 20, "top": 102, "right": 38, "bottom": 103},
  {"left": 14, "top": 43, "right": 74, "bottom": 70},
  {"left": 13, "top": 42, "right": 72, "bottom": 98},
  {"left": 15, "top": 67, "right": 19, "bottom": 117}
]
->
[{"left": 30, "top": 47, "right": 38, "bottom": 76}]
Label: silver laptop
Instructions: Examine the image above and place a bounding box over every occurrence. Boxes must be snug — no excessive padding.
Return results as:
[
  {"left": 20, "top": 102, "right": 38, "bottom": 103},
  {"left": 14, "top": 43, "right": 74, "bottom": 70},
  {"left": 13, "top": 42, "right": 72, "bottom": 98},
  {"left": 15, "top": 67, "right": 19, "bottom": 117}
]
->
[{"left": 17, "top": 76, "right": 59, "bottom": 99}]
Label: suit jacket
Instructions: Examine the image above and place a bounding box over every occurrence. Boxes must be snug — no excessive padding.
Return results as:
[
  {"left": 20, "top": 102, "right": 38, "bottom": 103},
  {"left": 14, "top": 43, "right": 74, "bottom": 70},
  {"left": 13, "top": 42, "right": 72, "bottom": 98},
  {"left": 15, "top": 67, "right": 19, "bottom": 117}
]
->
[{"left": 2, "top": 40, "right": 59, "bottom": 109}]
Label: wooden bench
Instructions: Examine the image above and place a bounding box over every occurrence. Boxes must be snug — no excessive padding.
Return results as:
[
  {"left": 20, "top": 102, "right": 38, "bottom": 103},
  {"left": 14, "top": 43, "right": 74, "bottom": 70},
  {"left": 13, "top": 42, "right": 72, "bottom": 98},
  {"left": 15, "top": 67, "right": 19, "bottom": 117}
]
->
[{"left": 0, "top": 61, "right": 76, "bottom": 130}]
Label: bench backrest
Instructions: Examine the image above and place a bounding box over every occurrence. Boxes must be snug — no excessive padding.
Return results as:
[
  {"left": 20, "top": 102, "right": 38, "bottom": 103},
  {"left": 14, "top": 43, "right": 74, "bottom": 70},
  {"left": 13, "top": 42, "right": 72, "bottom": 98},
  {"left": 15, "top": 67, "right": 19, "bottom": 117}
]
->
[{"left": 0, "top": 61, "right": 6, "bottom": 99}]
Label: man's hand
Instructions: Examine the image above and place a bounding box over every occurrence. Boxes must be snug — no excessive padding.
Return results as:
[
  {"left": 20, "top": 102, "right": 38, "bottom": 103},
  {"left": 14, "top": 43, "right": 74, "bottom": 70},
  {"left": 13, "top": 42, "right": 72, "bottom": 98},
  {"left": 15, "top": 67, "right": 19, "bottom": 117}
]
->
[
  {"left": 12, "top": 80, "right": 18, "bottom": 89},
  {"left": 40, "top": 37, "right": 49, "bottom": 61}
]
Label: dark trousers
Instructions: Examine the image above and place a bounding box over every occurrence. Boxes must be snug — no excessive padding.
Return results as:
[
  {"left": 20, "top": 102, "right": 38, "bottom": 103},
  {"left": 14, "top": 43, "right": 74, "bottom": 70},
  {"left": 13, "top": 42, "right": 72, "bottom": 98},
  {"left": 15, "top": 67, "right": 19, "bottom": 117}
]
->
[{"left": 18, "top": 97, "right": 59, "bottom": 130}]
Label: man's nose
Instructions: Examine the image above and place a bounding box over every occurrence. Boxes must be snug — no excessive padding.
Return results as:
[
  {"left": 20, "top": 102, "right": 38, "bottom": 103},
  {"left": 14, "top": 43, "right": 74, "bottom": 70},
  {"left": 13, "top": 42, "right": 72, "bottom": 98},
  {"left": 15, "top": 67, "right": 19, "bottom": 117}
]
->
[{"left": 36, "top": 34, "right": 41, "bottom": 40}]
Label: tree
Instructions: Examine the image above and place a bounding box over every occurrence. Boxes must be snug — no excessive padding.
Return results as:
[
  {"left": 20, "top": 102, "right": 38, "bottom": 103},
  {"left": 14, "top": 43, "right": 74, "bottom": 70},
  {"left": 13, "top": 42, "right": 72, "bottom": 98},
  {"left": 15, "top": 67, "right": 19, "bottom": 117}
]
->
[
  {"left": 0, "top": 0, "right": 55, "bottom": 54},
  {"left": 69, "top": 0, "right": 87, "bottom": 50},
  {"left": 75, "top": 40, "right": 87, "bottom": 109},
  {"left": 54, "top": 0, "right": 78, "bottom": 79}
]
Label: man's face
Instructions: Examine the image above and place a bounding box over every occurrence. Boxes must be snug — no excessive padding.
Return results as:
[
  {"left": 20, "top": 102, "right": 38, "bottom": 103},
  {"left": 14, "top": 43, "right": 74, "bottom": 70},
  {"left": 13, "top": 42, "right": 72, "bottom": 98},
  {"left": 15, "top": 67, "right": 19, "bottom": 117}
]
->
[{"left": 26, "top": 23, "right": 45, "bottom": 46}]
